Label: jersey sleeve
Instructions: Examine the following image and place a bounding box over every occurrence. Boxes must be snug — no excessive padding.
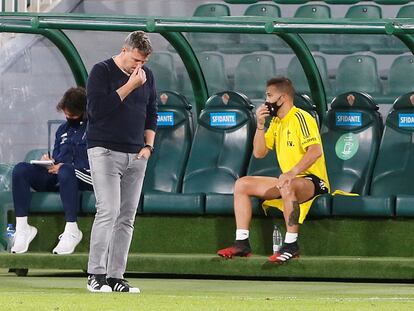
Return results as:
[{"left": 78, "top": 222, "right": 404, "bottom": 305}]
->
[
  {"left": 264, "top": 118, "right": 276, "bottom": 150},
  {"left": 294, "top": 110, "right": 321, "bottom": 151}
]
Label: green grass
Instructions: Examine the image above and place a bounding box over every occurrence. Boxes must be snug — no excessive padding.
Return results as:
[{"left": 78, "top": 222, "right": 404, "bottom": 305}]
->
[{"left": 1, "top": 269, "right": 414, "bottom": 311}]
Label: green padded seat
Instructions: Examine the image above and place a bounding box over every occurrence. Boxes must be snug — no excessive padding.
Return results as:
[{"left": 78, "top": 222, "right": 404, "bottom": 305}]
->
[
  {"left": 375, "top": 0, "right": 410, "bottom": 3},
  {"left": 293, "top": 4, "right": 332, "bottom": 52},
  {"left": 321, "top": 92, "right": 382, "bottom": 197},
  {"left": 23, "top": 148, "right": 48, "bottom": 162},
  {"left": 233, "top": 54, "right": 277, "bottom": 99},
  {"left": 386, "top": 56, "right": 414, "bottom": 102},
  {"left": 181, "top": 52, "right": 230, "bottom": 99},
  {"left": 146, "top": 52, "right": 178, "bottom": 92},
  {"left": 320, "top": 5, "right": 383, "bottom": 55},
  {"left": 143, "top": 91, "right": 194, "bottom": 214},
  {"left": 147, "top": 91, "right": 255, "bottom": 215},
  {"left": 287, "top": 55, "right": 331, "bottom": 98},
  {"left": 332, "top": 195, "right": 395, "bottom": 217},
  {"left": 186, "top": 3, "right": 238, "bottom": 52},
  {"left": 220, "top": 3, "right": 283, "bottom": 54},
  {"left": 371, "top": 5, "right": 413, "bottom": 55},
  {"left": 81, "top": 191, "right": 95, "bottom": 214},
  {"left": 334, "top": 55, "right": 382, "bottom": 99},
  {"left": 0, "top": 164, "right": 13, "bottom": 191},
  {"left": 371, "top": 93, "right": 414, "bottom": 217}
]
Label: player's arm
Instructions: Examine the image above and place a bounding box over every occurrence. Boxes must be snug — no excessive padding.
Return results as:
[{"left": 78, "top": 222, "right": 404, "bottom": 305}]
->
[
  {"left": 287, "top": 143, "right": 322, "bottom": 177},
  {"left": 253, "top": 104, "right": 271, "bottom": 158}
]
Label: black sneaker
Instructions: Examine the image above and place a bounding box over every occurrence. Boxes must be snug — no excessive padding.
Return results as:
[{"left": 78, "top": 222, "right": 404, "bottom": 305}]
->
[
  {"left": 268, "top": 241, "right": 300, "bottom": 263},
  {"left": 87, "top": 274, "right": 112, "bottom": 292},
  {"left": 217, "top": 239, "right": 252, "bottom": 259},
  {"left": 107, "top": 278, "right": 140, "bottom": 293}
]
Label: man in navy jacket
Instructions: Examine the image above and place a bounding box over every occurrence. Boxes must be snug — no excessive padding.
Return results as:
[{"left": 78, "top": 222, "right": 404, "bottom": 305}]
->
[
  {"left": 86, "top": 31, "right": 157, "bottom": 293},
  {"left": 11, "top": 87, "right": 92, "bottom": 255}
]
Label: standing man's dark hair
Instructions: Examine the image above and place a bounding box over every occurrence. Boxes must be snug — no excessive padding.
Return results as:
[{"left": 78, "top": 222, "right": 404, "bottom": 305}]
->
[{"left": 86, "top": 31, "right": 157, "bottom": 293}]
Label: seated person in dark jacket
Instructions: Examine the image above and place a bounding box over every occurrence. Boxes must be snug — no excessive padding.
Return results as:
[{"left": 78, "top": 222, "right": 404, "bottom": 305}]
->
[{"left": 11, "top": 87, "right": 93, "bottom": 255}]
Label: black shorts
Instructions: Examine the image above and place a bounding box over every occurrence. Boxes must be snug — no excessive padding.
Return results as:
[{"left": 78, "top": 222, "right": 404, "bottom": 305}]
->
[{"left": 303, "top": 174, "right": 329, "bottom": 197}]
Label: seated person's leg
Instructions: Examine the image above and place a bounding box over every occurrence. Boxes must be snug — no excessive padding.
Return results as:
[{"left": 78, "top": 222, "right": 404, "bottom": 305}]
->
[
  {"left": 52, "top": 163, "right": 84, "bottom": 255},
  {"left": 269, "top": 176, "right": 316, "bottom": 263},
  {"left": 11, "top": 162, "right": 56, "bottom": 253},
  {"left": 217, "top": 176, "right": 281, "bottom": 258}
]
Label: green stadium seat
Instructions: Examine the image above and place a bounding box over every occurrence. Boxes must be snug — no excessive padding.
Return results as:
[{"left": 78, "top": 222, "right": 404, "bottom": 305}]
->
[
  {"left": 334, "top": 55, "right": 382, "bottom": 99},
  {"left": 370, "top": 93, "right": 414, "bottom": 216},
  {"left": 233, "top": 54, "right": 277, "bottom": 99},
  {"left": 321, "top": 92, "right": 382, "bottom": 196},
  {"left": 146, "top": 52, "right": 178, "bottom": 92},
  {"left": 181, "top": 52, "right": 230, "bottom": 99},
  {"left": 371, "top": 5, "right": 413, "bottom": 55},
  {"left": 375, "top": 0, "right": 410, "bottom": 4},
  {"left": 145, "top": 91, "right": 255, "bottom": 215},
  {"left": 23, "top": 148, "right": 48, "bottom": 162},
  {"left": 220, "top": 3, "right": 283, "bottom": 54},
  {"left": 386, "top": 56, "right": 414, "bottom": 102},
  {"left": 186, "top": 3, "right": 238, "bottom": 52},
  {"left": 0, "top": 164, "right": 13, "bottom": 192},
  {"left": 294, "top": 4, "right": 332, "bottom": 52},
  {"left": 287, "top": 55, "right": 331, "bottom": 98},
  {"left": 320, "top": 5, "right": 383, "bottom": 55}
]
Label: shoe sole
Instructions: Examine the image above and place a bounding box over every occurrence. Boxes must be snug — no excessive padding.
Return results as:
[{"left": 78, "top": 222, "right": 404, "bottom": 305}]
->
[
  {"left": 268, "top": 254, "right": 300, "bottom": 264},
  {"left": 218, "top": 252, "right": 252, "bottom": 259},
  {"left": 53, "top": 231, "right": 83, "bottom": 255},
  {"left": 11, "top": 226, "right": 38, "bottom": 254},
  {"left": 86, "top": 284, "right": 112, "bottom": 293}
]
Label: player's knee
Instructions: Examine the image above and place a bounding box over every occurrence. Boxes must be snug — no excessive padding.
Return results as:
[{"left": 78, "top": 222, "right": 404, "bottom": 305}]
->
[
  {"left": 234, "top": 177, "right": 251, "bottom": 194},
  {"left": 280, "top": 183, "right": 296, "bottom": 200},
  {"left": 12, "top": 162, "right": 30, "bottom": 179}
]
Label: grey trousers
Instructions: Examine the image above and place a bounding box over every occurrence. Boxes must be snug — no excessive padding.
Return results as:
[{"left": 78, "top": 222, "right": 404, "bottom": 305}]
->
[{"left": 87, "top": 147, "right": 147, "bottom": 278}]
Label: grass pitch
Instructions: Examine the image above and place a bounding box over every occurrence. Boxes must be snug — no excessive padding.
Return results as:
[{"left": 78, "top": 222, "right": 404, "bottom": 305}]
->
[{"left": 1, "top": 269, "right": 414, "bottom": 311}]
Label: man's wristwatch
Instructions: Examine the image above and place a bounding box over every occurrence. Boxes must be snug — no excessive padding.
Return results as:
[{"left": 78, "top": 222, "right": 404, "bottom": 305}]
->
[{"left": 144, "top": 144, "right": 154, "bottom": 154}]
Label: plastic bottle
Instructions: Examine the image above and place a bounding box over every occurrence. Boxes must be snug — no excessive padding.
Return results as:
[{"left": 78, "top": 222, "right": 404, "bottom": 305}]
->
[
  {"left": 272, "top": 225, "right": 283, "bottom": 254},
  {"left": 5, "top": 223, "right": 15, "bottom": 252}
]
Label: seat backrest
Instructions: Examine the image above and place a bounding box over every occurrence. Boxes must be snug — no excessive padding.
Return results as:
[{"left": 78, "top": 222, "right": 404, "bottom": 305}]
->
[
  {"left": 181, "top": 52, "right": 230, "bottom": 98},
  {"left": 193, "top": 3, "right": 230, "bottom": 17},
  {"left": 143, "top": 91, "right": 194, "bottom": 193},
  {"left": 387, "top": 55, "right": 414, "bottom": 97},
  {"left": 24, "top": 148, "right": 48, "bottom": 162},
  {"left": 247, "top": 94, "right": 317, "bottom": 178},
  {"left": 234, "top": 54, "right": 276, "bottom": 99},
  {"left": 287, "top": 55, "right": 331, "bottom": 96},
  {"left": 397, "top": 4, "right": 414, "bottom": 17},
  {"left": 244, "top": 3, "right": 281, "bottom": 17},
  {"left": 321, "top": 92, "right": 382, "bottom": 194},
  {"left": 183, "top": 91, "right": 255, "bottom": 194},
  {"left": 345, "top": 5, "right": 382, "bottom": 18},
  {"left": 146, "top": 52, "right": 178, "bottom": 92},
  {"left": 335, "top": 55, "right": 382, "bottom": 96},
  {"left": 371, "top": 92, "right": 414, "bottom": 195},
  {"left": 294, "top": 4, "right": 331, "bottom": 18}
]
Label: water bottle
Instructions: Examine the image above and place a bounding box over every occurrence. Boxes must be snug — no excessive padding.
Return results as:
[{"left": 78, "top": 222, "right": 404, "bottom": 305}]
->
[
  {"left": 5, "top": 224, "right": 15, "bottom": 252},
  {"left": 272, "top": 225, "right": 283, "bottom": 254}
]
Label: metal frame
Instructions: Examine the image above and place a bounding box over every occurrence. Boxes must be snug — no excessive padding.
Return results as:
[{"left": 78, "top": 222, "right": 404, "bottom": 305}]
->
[{"left": 1, "top": 12, "right": 414, "bottom": 120}]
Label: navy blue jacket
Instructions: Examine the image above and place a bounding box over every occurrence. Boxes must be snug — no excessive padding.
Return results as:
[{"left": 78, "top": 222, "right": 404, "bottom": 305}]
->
[
  {"left": 86, "top": 58, "right": 157, "bottom": 153},
  {"left": 53, "top": 121, "right": 89, "bottom": 171}
]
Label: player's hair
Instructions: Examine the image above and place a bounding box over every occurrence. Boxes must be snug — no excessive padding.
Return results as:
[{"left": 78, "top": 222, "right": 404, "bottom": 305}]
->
[
  {"left": 124, "top": 31, "right": 153, "bottom": 56},
  {"left": 56, "top": 87, "right": 86, "bottom": 116},
  {"left": 266, "top": 77, "right": 295, "bottom": 99}
]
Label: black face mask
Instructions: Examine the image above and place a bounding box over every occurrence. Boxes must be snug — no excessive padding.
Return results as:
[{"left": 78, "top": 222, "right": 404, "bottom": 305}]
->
[
  {"left": 265, "top": 95, "right": 283, "bottom": 117},
  {"left": 66, "top": 117, "right": 83, "bottom": 128}
]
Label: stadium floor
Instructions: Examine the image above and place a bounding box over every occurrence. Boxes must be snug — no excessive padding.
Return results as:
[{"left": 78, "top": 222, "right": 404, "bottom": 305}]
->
[{"left": 1, "top": 269, "right": 414, "bottom": 311}]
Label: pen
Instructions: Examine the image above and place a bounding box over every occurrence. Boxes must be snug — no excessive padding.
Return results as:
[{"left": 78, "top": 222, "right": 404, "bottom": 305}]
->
[{"left": 48, "top": 151, "right": 51, "bottom": 159}]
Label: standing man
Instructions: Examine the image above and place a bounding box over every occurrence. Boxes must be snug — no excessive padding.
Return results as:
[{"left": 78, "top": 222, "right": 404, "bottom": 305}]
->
[
  {"left": 217, "top": 77, "right": 329, "bottom": 263},
  {"left": 86, "top": 31, "right": 157, "bottom": 293}
]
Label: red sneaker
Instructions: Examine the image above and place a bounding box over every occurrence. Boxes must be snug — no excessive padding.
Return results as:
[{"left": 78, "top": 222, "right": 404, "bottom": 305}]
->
[
  {"left": 217, "top": 240, "right": 252, "bottom": 259},
  {"left": 268, "top": 242, "right": 300, "bottom": 263}
]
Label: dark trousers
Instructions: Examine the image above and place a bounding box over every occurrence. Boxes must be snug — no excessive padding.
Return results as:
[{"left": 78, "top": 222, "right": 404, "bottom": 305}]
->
[{"left": 12, "top": 162, "right": 93, "bottom": 222}]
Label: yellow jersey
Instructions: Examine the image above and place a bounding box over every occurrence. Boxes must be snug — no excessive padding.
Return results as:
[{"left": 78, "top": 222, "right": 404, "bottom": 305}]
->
[{"left": 264, "top": 106, "right": 330, "bottom": 191}]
